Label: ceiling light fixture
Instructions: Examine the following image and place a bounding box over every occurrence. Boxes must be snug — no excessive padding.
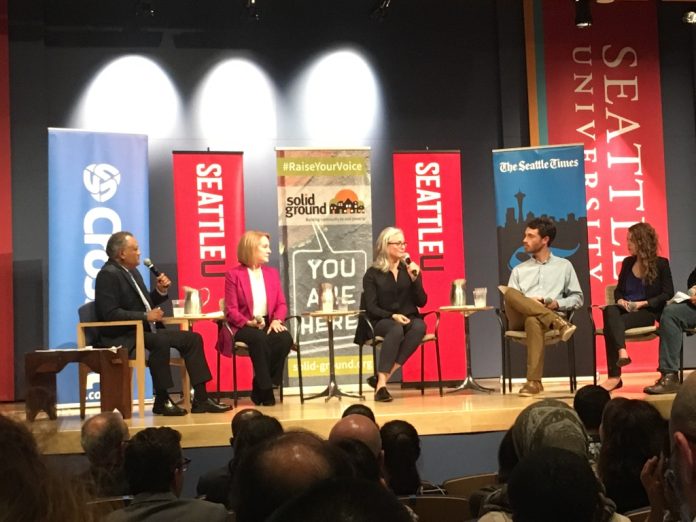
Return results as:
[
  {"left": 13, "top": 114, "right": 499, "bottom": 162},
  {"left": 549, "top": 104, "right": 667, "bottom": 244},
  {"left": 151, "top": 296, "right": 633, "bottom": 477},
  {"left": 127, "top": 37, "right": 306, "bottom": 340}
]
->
[
  {"left": 683, "top": 11, "right": 696, "bottom": 24},
  {"left": 371, "top": 0, "right": 391, "bottom": 21},
  {"left": 574, "top": 0, "right": 592, "bottom": 28}
]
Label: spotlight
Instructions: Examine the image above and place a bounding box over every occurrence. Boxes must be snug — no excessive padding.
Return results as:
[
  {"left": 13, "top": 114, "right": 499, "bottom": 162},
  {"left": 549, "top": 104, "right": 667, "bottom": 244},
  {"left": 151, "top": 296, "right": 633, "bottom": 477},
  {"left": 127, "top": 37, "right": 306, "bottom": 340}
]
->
[
  {"left": 574, "top": 0, "right": 592, "bottom": 28},
  {"left": 246, "top": 0, "right": 260, "bottom": 21},
  {"left": 683, "top": 11, "right": 696, "bottom": 24},
  {"left": 370, "top": 0, "right": 391, "bottom": 21},
  {"left": 135, "top": 0, "right": 155, "bottom": 18}
]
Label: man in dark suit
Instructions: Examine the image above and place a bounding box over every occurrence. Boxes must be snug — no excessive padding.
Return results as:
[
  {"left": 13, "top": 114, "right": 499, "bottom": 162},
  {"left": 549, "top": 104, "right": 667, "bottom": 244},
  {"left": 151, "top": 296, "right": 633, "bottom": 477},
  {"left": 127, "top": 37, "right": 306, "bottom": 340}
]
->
[
  {"left": 106, "top": 427, "right": 230, "bottom": 522},
  {"left": 95, "top": 231, "right": 230, "bottom": 415}
]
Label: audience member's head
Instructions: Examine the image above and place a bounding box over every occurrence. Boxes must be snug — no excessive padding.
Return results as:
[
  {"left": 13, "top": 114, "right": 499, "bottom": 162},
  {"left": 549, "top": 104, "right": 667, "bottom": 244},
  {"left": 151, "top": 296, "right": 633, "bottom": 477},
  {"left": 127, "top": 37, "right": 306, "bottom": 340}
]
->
[
  {"left": 332, "top": 437, "right": 382, "bottom": 484},
  {"left": 342, "top": 403, "right": 377, "bottom": 424},
  {"left": 496, "top": 428, "right": 518, "bottom": 484},
  {"left": 598, "top": 398, "right": 667, "bottom": 513},
  {"left": 232, "top": 414, "right": 284, "bottom": 463},
  {"left": 267, "top": 477, "right": 412, "bottom": 522},
  {"left": 0, "top": 414, "right": 91, "bottom": 521},
  {"left": 81, "top": 412, "right": 129, "bottom": 467},
  {"left": 329, "top": 414, "right": 382, "bottom": 458},
  {"left": 511, "top": 399, "right": 589, "bottom": 460},
  {"left": 232, "top": 430, "right": 350, "bottom": 522},
  {"left": 230, "top": 408, "right": 262, "bottom": 447},
  {"left": 669, "top": 372, "right": 696, "bottom": 520},
  {"left": 508, "top": 447, "right": 599, "bottom": 522},
  {"left": 123, "top": 427, "right": 186, "bottom": 497},
  {"left": 573, "top": 384, "right": 611, "bottom": 434},
  {"left": 379, "top": 419, "right": 422, "bottom": 495}
]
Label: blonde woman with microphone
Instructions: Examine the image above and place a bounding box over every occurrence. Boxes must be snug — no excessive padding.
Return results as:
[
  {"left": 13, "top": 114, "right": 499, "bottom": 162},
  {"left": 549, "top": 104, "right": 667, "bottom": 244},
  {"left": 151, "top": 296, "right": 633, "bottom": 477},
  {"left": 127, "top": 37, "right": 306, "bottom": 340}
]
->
[{"left": 358, "top": 227, "right": 427, "bottom": 402}]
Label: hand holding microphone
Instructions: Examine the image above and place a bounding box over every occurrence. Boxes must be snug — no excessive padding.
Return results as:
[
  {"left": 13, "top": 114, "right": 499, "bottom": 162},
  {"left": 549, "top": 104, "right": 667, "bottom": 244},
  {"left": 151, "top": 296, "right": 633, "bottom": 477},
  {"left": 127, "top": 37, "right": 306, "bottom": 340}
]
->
[
  {"left": 403, "top": 253, "right": 420, "bottom": 279},
  {"left": 145, "top": 258, "right": 171, "bottom": 292}
]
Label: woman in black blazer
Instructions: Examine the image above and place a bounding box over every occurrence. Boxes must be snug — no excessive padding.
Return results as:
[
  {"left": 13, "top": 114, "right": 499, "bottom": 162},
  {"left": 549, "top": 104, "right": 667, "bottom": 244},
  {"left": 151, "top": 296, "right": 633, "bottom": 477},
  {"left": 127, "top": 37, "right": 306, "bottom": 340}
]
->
[
  {"left": 360, "top": 227, "right": 427, "bottom": 402},
  {"left": 600, "top": 222, "right": 674, "bottom": 391}
]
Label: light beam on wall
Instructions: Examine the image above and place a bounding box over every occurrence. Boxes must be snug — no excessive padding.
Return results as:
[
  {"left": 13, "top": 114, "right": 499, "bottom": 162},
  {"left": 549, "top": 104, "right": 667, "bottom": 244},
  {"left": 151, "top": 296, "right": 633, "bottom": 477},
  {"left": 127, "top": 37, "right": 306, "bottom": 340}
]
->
[
  {"left": 298, "top": 49, "right": 382, "bottom": 145},
  {"left": 195, "top": 58, "right": 277, "bottom": 150},
  {"left": 71, "top": 55, "right": 180, "bottom": 138}
]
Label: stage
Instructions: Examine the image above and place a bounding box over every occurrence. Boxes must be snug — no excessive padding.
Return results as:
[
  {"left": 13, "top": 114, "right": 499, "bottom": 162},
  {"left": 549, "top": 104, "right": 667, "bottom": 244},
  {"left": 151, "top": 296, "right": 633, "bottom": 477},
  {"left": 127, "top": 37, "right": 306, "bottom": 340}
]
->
[{"left": 1, "top": 372, "right": 680, "bottom": 456}]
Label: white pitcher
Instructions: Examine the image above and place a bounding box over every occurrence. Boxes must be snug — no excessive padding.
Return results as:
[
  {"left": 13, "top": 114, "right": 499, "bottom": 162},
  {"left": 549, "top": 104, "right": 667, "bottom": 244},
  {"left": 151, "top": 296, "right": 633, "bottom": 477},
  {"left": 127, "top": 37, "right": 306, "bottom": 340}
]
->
[{"left": 183, "top": 286, "right": 210, "bottom": 315}]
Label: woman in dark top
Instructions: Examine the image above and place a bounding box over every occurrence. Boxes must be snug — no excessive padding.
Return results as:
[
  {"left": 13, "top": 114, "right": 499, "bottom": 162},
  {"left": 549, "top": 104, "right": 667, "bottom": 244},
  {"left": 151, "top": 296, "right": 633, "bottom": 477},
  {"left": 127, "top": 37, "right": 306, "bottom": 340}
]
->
[
  {"left": 361, "top": 227, "right": 427, "bottom": 402},
  {"left": 600, "top": 222, "right": 674, "bottom": 391}
]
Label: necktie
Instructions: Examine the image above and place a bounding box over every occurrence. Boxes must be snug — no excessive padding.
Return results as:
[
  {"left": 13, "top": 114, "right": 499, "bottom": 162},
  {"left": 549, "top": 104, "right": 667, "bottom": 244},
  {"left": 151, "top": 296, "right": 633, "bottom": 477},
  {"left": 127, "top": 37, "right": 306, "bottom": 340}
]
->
[{"left": 124, "top": 268, "right": 157, "bottom": 333}]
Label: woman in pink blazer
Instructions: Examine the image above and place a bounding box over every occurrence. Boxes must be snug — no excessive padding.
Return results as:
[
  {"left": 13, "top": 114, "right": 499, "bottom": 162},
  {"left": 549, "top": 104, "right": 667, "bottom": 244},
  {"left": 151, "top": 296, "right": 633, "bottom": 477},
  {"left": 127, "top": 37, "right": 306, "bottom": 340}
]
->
[{"left": 223, "top": 231, "right": 292, "bottom": 406}]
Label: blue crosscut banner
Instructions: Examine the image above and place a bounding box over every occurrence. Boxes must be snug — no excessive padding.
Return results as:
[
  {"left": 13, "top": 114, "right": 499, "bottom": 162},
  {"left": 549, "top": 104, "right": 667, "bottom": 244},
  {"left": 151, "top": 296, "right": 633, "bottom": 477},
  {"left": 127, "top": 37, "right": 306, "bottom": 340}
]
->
[
  {"left": 48, "top": 128, "right": 150, "bottom": 406},
  {"left": 492, "top": 144, "right": 592, "bottom": 378}
]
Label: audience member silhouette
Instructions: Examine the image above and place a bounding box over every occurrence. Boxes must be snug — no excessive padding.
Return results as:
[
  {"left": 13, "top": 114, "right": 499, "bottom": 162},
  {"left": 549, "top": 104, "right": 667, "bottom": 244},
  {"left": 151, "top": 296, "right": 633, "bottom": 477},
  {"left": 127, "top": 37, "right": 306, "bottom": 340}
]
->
[
  {"left": 574, "top": 384, "right": 611, "bottom": 465},
  {"left": 329, "top": 413, "right": 382, "bottom": 458},
  {"left": 342, "top": 403, "right": 377, "bottom": 424},
  {"left": 80, "top": 411, "right": 130, "bottom": 497}
]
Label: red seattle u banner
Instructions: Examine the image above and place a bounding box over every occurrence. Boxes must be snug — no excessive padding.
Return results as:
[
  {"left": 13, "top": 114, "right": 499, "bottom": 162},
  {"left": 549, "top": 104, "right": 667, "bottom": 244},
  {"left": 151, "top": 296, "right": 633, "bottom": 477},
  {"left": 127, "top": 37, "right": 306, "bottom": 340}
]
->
[
  {"left": 393, "top": 151, "right": 466, "bottom": 383},
  {"left": 172, "top": 151, "right": 245, "bottom": 390},
  {"left": 526, "top": 0, "right": 669, "bottom": 373}
]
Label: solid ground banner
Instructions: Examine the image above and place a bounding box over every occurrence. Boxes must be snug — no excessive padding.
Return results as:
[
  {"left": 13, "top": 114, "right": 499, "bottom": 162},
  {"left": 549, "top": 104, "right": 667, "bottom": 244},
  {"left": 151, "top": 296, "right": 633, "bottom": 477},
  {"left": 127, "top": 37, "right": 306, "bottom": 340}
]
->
[
  {"left": 49, "top": 128, "right": 149, "bottom": 405},
  {"left": 393, "top": 151, "right": 465, "bottom": 383},
  {"left": 172, "top": 151, "right": 245, "bottom": 391},
  {"left": 493, "top": 144, "right": 591, "bottom": 379},
  {"left": 276, "top": 148, "right": 372, "bottom": 390},
  {"left": 525, "top": 0, "right": 669, "bottom": 373}
]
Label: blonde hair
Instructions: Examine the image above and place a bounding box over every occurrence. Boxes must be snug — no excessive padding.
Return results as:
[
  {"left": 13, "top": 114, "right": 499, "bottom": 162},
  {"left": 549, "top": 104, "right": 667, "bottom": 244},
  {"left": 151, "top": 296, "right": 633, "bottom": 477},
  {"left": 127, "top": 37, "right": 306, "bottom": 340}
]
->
[
  {"left": 237, "top": 230, "right": 270, "bottom": 267},
  {"left": 372, "top": 226, "right": 404, "bottom": 273}
]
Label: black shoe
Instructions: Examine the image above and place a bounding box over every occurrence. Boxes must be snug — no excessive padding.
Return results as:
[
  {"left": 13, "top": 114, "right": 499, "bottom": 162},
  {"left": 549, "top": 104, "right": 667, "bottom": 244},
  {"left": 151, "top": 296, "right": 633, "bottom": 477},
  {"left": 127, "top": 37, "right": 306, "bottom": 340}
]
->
[
  {"left": 250, "top": 386, "right": 263, "bottom": 406},
  {"left": 153, "top": 396, "right": 187, "bottom": 416},
  {"left": 261, "top": 389, "right": 276, "bottom": 406},
  {"left": 366, "top": 375, "right": 377, "bottom": 389},
  {"left": 374, "top": 387, "right": 393, "bottom": 402},
  {"left": 644, "top": 373, "right": 680, "bottom": 395},
  {"left": 600, "top": 378, "right": 623, "bottom": 392},
  {"left": 191, "top": 397, "right": 232, "bottom": 413},
  {"left": 617, "top": 356, "right": 632, "bottom": 368}
]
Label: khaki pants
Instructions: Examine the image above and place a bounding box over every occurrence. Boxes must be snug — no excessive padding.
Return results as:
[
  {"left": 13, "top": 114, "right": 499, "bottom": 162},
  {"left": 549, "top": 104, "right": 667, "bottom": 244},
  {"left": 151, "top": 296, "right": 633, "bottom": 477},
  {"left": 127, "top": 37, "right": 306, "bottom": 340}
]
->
[{"left": 503, "top": 287, "right": 564, "bottom": 381}]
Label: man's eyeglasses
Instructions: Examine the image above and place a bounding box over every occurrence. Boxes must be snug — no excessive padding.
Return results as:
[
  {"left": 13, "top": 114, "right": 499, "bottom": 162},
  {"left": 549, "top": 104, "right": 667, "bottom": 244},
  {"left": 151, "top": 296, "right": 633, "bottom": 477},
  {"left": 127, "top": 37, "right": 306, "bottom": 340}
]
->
[
  {"left": 388, "top": 241, "right": 408, "bottom": 247},
  {"left": 178, "top": 457, "right": 192, "bottom": 472}
]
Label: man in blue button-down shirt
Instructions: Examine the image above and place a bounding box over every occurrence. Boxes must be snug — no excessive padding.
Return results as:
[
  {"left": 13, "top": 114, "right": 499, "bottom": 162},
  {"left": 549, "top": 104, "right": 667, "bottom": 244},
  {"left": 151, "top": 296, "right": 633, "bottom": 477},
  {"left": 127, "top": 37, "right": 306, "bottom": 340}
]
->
[{"left": 499, "top": 217, "right": 583, "bottom": 396}]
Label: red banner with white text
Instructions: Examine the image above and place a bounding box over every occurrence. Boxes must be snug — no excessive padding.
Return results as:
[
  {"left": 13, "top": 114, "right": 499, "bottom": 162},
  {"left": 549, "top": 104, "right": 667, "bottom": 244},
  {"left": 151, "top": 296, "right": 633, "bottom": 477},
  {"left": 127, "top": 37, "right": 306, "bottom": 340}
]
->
[
  {"left": 526, "top": 0, "right": 669, "bottom": 373},
  {"left": 172, "top": 152, "right": 245, "bottom": 390},
  {"left": 393, "top": 152, "right": 466, "bottom": 383}
]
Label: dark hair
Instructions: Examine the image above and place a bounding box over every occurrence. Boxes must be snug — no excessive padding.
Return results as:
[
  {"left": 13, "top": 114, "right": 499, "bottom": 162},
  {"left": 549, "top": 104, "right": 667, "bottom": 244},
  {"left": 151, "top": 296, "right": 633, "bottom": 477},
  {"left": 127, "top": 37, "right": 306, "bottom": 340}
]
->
[
  {"left": 380, "top": 420, "right": 421, "bottom": 495},
  {"left": 124, "top": 427, "right": 182, "bottom": 495},
  {"left": 496, "top": 428, "right": 518, "bottom": 484},
  {"left": 232, "top": 430, "right": 351, "bottom": 522},
  {"left": 508, "top": 447, "right": 599, "bottom": 522},
  {"left": 267, "top": 477, "right": 413, "bottom": 522},
  {"left": 105, "top": 231, "right": 133, "bottom": 260},
  {"left": 332, "top": 438, "right": 382, "bottom": 483},
  {"left": 232, "top": 415, "right": 283, "bottom": 465},
  {"left": 573, "top": 385, "right": 611, "bottom": 432},
  {"left": 526, "top": 217, "right": 556, "bottom": 246},
  {"left": 81, "top": 412, "right": 129, "bottom": 466},
  {"left": 342, "top": 404, "right": 377, "bottom": 424},
  {"left": 598, "top": 398, "right": 667, "bottom": 513}
]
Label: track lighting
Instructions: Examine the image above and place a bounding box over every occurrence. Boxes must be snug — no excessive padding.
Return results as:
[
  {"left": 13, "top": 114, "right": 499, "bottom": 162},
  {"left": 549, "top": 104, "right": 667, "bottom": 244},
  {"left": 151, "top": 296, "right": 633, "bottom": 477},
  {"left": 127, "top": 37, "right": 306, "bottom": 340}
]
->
[{"left": 574, "top": 0, "right": 592, "bottom": 28}]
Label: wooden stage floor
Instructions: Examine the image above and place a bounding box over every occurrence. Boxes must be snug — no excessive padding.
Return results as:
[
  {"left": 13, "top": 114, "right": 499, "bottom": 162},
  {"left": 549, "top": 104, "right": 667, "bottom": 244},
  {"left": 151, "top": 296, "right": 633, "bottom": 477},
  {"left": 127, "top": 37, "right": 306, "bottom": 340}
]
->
[{"left": 1, "top": 372, "right": 681, "bottom": 455}]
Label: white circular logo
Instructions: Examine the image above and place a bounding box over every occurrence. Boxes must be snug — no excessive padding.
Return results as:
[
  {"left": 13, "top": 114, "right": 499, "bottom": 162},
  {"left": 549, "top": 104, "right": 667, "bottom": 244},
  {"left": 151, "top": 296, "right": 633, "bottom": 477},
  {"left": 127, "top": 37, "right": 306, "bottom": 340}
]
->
[{"left": 83, "top": 163, "right": 121, "bottom": 202}]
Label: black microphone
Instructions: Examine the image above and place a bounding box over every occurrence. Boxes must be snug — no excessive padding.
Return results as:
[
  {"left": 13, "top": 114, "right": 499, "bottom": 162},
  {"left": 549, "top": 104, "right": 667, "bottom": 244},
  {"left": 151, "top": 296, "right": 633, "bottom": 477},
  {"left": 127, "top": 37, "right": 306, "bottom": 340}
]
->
[
  {"left": 403, "top": 253, "right": 419, "bottom": 277},
  {"left": 143, "top": 258, "right": 161, "bottom": 277}
]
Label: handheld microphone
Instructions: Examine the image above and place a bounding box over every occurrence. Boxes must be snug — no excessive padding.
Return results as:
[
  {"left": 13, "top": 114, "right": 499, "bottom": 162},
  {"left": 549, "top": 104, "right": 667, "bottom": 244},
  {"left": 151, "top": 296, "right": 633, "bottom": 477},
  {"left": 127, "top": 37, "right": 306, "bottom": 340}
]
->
[
  {"left": 143, "top": 258, "right": 161, "bottom": 277},
  {"left": 403, "top": 253, "right": 419, "bottom": 277}
]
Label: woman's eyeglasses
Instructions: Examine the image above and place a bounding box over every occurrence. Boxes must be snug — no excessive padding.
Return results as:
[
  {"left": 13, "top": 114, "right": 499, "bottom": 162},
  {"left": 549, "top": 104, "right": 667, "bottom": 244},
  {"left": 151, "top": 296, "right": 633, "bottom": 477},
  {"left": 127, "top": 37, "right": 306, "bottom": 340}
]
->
[{"left": 388, "top": 241, "right": 407, "bottom": 247}]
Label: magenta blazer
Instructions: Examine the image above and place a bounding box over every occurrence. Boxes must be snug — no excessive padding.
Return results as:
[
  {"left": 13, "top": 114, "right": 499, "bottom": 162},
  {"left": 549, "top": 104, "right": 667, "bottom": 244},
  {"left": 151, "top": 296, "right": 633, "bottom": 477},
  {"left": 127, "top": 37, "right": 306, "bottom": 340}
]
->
[{"left": 216, "top": 264, "right": 288, "bottom": 357}]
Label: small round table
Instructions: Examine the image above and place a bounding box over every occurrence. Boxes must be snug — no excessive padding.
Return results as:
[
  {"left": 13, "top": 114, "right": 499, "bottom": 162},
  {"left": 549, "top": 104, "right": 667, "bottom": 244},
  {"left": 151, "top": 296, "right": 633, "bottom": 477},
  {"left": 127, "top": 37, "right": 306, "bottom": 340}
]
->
[
  {"left": 302, "top": 309, "right": 364, "bottom": 402},
  {"left": 440, "top": 305, "right": 496, "bottom": 393}
]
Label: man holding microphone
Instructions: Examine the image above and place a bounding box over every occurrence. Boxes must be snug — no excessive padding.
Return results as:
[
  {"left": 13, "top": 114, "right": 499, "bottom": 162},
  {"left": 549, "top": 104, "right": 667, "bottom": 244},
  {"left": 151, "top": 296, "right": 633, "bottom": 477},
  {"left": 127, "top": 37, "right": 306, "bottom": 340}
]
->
[{"left": 95, "top": 231, "right": 230, "bottom": 415}]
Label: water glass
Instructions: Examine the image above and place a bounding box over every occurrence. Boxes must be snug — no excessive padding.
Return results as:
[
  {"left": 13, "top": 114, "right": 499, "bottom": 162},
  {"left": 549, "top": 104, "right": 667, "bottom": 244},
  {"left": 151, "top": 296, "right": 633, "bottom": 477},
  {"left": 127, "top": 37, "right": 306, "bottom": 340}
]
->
[
  {"left": 172, "top": 299, "right": 184, "bottom": 317},
  {"left": 473, "top": 288, "right": 487, "bottom": 308}
]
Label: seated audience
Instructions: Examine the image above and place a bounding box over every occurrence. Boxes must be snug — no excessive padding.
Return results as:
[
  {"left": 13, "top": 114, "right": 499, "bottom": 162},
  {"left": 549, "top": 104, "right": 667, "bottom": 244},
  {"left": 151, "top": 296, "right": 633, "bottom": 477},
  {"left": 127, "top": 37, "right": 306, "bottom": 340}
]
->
[
  {"left": 469, "top": 428, "right": 518, "bottom": 517},
  {"left": 266, "top": 477, "right": 413, "bottom": 522},
  {"left": 0, "top": 414, "right": 92, "bottom": 522},
  {"left": 329, "top": 413, "right": 383, "bottom": 459},
  {"left": 597, "top": 398, "right": 667, "bottom": 514},
  {"left": 231, "top": 430, "right": 351, "bottom": 522},
  {"left": 80, "top": 411, "right": 130, "bottom": 497},
  {"left": 107, "top": 427, "right": 228, "bottom": 522},
  {"left": 600, "top": 222, "right": 673, "bottom": 392},
  {"left": 332, "top": 438, "right": 383, "bottom": 485},
  {"left": 574, "top": 384, "right": 611, "bottom": 466},
  {"left": 380, "top": 419, "right": 444, "bottom": 495},
  {"left": 342, "top": 403, "right": 377, "bottom": 424},
  {"left": 478, "top": 399, "right": 628, "bottom": 522},
  {"left": 508, "top": 447, "right": 601, "bottom": 522}
]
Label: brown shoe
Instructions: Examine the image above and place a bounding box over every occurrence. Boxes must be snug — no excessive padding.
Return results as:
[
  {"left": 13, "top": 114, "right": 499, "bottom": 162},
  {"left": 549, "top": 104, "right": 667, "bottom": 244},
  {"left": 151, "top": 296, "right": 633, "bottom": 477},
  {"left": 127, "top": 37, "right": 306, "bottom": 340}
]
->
[
  {"left": 553, "top": 317, "right": 576, "bottom": 342},
  {"left": 519, "top": 380, "right": 544, "bottom": 396}
]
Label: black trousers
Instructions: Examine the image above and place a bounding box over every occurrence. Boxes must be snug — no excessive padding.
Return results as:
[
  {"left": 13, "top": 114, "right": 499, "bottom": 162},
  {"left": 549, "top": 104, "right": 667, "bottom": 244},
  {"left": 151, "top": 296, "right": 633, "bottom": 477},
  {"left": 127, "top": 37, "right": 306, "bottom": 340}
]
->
[
  {"left": 373, "top": 317, "right": 426, "bottom": 374},
  {"left": 143, "top": 329, "right": 212, "bottom": 392},
  {"left": 233, "top": 326, "right": 293, "bottom": 390},
  {"left": 602, "top": 304, "right": 657, "bottom": 377}
]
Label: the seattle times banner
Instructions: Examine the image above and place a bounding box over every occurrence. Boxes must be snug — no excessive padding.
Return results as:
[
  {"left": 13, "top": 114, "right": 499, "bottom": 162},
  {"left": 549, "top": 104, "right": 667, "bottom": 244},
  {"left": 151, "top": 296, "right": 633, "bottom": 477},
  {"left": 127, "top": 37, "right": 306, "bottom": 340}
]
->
[
  {"left": 49, "top": 128, "right": 150, "bottom": 405},
  {"left": 172, "top": 151, "right": 245, "bottom": 391},
  {"left": 276, "top": 148, "right": 372, "bottom": 389},
  {"left": 393, "top": 151, "right": 465, "bottom": 383},
  {"left": 493, "top": 144, "right": 592, "bottom": 379},
  {"left": 525, "top": 0, "right": 669, "bottom": 373}
]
